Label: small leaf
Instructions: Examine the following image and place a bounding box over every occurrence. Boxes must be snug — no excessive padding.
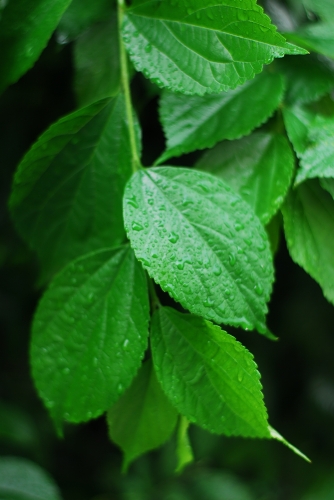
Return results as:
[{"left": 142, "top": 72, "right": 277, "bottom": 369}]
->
[
  {"left": 57, "top": 0, "right": 114, "bottom": 41},
  {"left": 196, "top": 131, "right": 294, "bottom": 224},
  {"left": 123, "top": 167, "right": 274, "bottom": 333},
  {"left": 31, "top": 245, "right": 149, "bottom": 424},
  {"left": 282, "top": 103, "right": 316, "bottom": 156},
  {"left": 282, "top": 179, "right": 334, "bottom": 305},
  {"left": 151, "top": 307, "right": 270, "bottom": 437},
  {"left": 175, "top": 416, "right": 194, "bottom": 474},
  {"left": 284, "top": 24, "right": 334, "bottom": 60},
  {"left": 269, "top": 426, "right": 311, "bottom": 463},
  {"left": 107, "top": 359, "right": 178, "bottom": 471},
  {"left": 279, "top": 55, "right": 334, "bottom": 105},
  {"left": 157, "top": 71, "right": 285, "bottom": 163},
  {"left": 10, "top": 95, "right": 140, "bottom": 281},
  {"left": 0, "top": 0, "right": 72, "bottom": 93},
  {"left": 122, "top": 0, "right": 305, "bottom": 96},
  {"left": 0, "top": 456, "right": 62, "bottom": 500},
  {"left": 73, "top": 15, "right": 120, "bottom": 107}
]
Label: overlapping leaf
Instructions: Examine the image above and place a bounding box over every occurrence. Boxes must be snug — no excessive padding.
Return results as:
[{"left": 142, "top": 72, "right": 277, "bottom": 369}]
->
[
  {"left": 196, "top": 131, "right": 294, "bottom": 224},
  {"left": 107, "top": 359, "right": 178, "bottom": 471},
  {"left": 58, "top": 0, "right": 114, "bottom": 41},
  {"left": 0, "top": 0, "right": 72, "bottom": 94},
  {"left": 10, "top": 95, "right": 139, "bottom": 281},
  {"left": 123, "top": 167, "right": 274, "bottom": 333},
  {"left": 74, "top": 16, "right": 120, "bottom": 106},
  {"left": 285, "top": 24, "right": 334, "bottom": 59},
  {"left": 157, "top": 71, "right": 285, "bottom": 163},
  {"left": 122, "top": 0, "right": 305, "bottom": 96},
  {"left": 320, "top": 178, "right": 334, "bottom": 199},
  {"left": 151, "top": 307, "right": 270, "bottom": 437},
  {"left": 282, "top": 103, "right": 316, "bottom": 156},
  {"left": 302, "top": 0, "right": 334, "bottom": 20},
  {"left": 31, "top": 245, "right": 150, "bottom": 425},
  {"left": 282, "top": 179, "right": 334, "bottom": 305}
]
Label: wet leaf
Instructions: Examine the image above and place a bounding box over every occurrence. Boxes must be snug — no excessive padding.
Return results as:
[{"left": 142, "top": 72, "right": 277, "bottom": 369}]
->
[
  {"left": 151, "top": 307, "right": 270, "bottom": 437},
  {"left": 31, "top": 245, "right": 149, "bottom": 424},
  {"left": 123, "top": 167, "right": 274, "bottom": 333},
  {"left": 285, "top": 24, "right": 334, "bottom": 60}
]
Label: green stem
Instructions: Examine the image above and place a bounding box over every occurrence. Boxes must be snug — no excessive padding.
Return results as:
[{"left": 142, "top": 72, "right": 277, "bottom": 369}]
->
[{"left": 117, "top": 0, "right": 140, "bottom": 173}]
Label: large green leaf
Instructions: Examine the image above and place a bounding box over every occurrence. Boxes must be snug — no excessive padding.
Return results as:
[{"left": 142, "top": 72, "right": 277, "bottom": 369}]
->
[
  {"left": 279, "top": 55, "right": 334, "bottom": 105},
  {"left": 107, "top": 359, "right": 178, "bottom": 471},
  {"left": 196, "top": 131, "right": 294, "bottom": 224},
  {"left": 123, "top": 167, "right": 273, "bottom": 333},
  {"left": 151, "top": 307, "right": 270, "bottom": 437},
  {"left": 285, "top": 24, "right": 334, "bottom": 60},
  {"left": 74, "top": 16, "right": 120, "bottom": 107},
  {"left": 157, "top": 71, "right": 285, "bottom": 163},
  {"left": 122, "top": 0, "right": 305, "bottom": 96},
  {"left": 57, "top": 0, "right": 114, "bottom": 41},
  {"left": 282, "top": 103, "right": 316, "bottom": 156},
  {"left": 282, "top": 179, "right": 334, "bottom": 305},
  {"left": 0, "top": 0, "right": 72, "bottom": 94},
  {"left": 10, "top": 95, "right": 139, "bottom": 281},
  {"left": 0, "top": 456, "right": 62, "bottom": 500},
  {"left": 31, "top": 245, "right": 150, "bottom": 424}
]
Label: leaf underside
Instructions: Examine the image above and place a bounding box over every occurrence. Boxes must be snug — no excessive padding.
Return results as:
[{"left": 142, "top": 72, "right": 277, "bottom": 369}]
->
[{"left": 123, "top": 166, "right": 274, "bottom": 333}]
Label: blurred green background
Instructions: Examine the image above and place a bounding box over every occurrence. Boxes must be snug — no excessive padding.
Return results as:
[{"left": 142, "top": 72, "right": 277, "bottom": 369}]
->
[{"left": 1, "top": 22, "right": 334, "bottom": 500}]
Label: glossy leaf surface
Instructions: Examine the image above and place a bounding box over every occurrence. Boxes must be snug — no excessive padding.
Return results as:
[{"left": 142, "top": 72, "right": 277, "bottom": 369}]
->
[
  {"left": 0, "top": 0, "right": 72, "bottom": 94},
  {"left": 31, "top": 246, "right": 149, "bottom": 424},
  {"left": 107, "top": 359, "right": 178, "bottom": 470},
  {"left": 10, "top": 95, "right": 139, "bottom": 281},
  {"left": 158, "top": 71, "right": 285, "bottom": 163},
  {"left": 74, "top": 16, "right": 120, "bottom": 106},
  {"left": 0, "top": 456, "right": 62, "bottom": 500},
  {"left": 285, "top": 24, "right": 334, "bottom": 59},
  {"left": 122, "top": 0, "right": 304, "bottom": 96},
  {"left": 196, "top": 132, "right": 294, "bottom": 224},
  {"left": 282, "top": 180, "right": 334, "bottom": 305},
  {"left": 123, "top": 167, "right": 273, "bottom": 333},
  {"left": 282, "top": 104, "right": 316, "bottom": 156},
  {"left": 58, "top": 0, "right": 114, "bottom": 40},
  {"left": 151, "top": 307, "right": 270, "bottom": 437}
]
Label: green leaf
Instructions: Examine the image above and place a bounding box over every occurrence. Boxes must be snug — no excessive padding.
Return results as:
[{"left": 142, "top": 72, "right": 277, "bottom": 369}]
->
[
  {"left": 284, "top": 24, "right": 334, "bottom": 60},
  {"left": 107, "top": 359, "right": 178, "bottom": 471},
  {"left": 73, "top": 16, "right": 120, "bottom": 107},
  {"left": 196, "top": 131, "right": 294, "bottom": 224},
  {"left": 157, "top": 71, "right": 285, "bottom": 163},
  {"left": 31, "top": 245, "right": 149, "bottom": 424},
  {"left": 123, "top": 167, "right": 274, "bottom": 333},
  {"left": 57, "top": 0, "right": 114, "bottom": 41},
  {"left": 0, "top": 456, "right": 62, "bottom": 500},
  {"left": 282, "top": 179, "right": 334, "bottom": 305},
  {"left": 297, "top": 138, "right": 334, "bottom": 185},
  {"left": 122, "top": 0, "right": 305, "bottom": 96},
  {"left": 10, "top": 95, "right": 139, "bottom": 281},
  {"left": 282, "top": 103, "right": 316, "bottom": 156},
  {"left": 268, "top": 426, "right": 311, "bottom": 463},
  {"left": 175, "top": 416, "right": 194, "bottom": 474},
  {"left": 279, "top": 55, "right": 334, "bottom": 105},
  {"left": 0, "top": 0, "right": 72, "bottom": 94},
  {"left": 151, "top": 307, "right": 270, "bottom": 437},
  {"left": 302, "top": 0, "right": 334, "bottom": 20},
  {"left": 320, "top": 178, "right": 334, "bottom": 199}
]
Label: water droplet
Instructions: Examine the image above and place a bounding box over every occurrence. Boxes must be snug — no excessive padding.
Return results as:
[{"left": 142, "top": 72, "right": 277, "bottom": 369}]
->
[
  {"left": 237, "top": 9, "right": 249, "bottom": 21},
  {"left": 93, "top": 357, "right": 98, "bottom": 367},
  {"left": 46, "top": 400, "right": 55, "bottom": 409},
  {"left": 238, "top": 371, "right": 244, "bottom": 382},
  {"left": 244, "top": 236, "right": 252, "bottom": 246},
  {"left": 86, "top": 411, "right": 92, "bottom": 419},
  {"left": 254, "top": 284, "right": 264, "bottom": 296},
  {"left": 87, "top": 292, "right": 94, "bottom": 302},
  {"left": 117, "top": 383, "right": 123, "bottom": 394},
  {"left": 127, "top": 196, "right": 138, "bottom": 208},
  {"left": 62, "top": 367, "right": 70, "bottom": 375},
  {"left": 213, "top": 265, "right": 222, "bottom": 276},
  {"left": 147, "top": 198, "right": 154, "bottom": 205},
  {"left": 234, "top": 222, "right": 244, "bottom": 231},
  {"left": 234, "top": 343, "right": 243, "bottom": 352},
  {"left": 207, "top": 10, "right": 214, "bottom": 20},
  {"left": 176, "top": 260, "right": 184, "bottom": 270},
  {"left": 203, "top": 297, "right": 214, "bottom": 308},
  {"left": 132, "top": 221, "right": 143, "bottom": 231},
  {"left": 145, "top": 44, "right": 152, "bottom": 53},
  {"left": 168, "top": 232, "right": 179, "bottom": 244},
  {"left": 123, "top": 339, "right": 129, "bottom": 349},
  {"left": 229, "top": 253, "right": 236, "bottom": 266}
]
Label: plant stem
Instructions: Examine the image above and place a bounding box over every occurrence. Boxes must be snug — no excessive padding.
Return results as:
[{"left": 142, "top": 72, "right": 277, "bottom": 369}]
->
[{"left": 117, "top": 0, "right": 140, "bottom": 173}]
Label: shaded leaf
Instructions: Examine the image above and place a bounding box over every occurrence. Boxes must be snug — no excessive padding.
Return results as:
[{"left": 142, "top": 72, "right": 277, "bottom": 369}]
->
[
  {"left": 74, "top": 16, "right": 120, "bottom": 107},
  {"left": 0, "top": 456, "right": 61, "bottom": 500},
  {"left": 196, "top": 131, "right": 294, "bottom": 224},
  {"left": 285, "top": 24, "right": 334, "bottom": 59},
  {"left": 123, "top": 167, "right": 273, "bottom": 333},
  {"left": 320, "top": 178, "right": 334, "bottom": 199},
  {"left": 151, "top": 307, "right": 270, "bottom": 437},
  {"left": 58, "top": 0, "right": 114, "bottom": 41},
  {"left": 269, "top": 426, "right": 311, "bottom": 463},
  {"left": 122, "top": 0, "right": 305, "bottom": 96},
  {"left": 282, "top": 179, "right": 334, "bottom": 305},
  {"left": 107, "top": 359, "right": 178, "bottom": 471},
  {"left": 157, "top": 71, "right": 285, "bottom": 163},
  {"left": 31, "top": 245, "right": 149, "bottom": 424},
  {"left": 0, "top": 0, "right": 72, "bottom": 94},
  {"left": 10, "top": 95, "right": 139, "bottom": 281},
  {"left": 175, "top": 416, "right": 194, "bottom": 474},
  {"left": 302, "top": 0, "right": 334, "bottom": 20},
  {"left": 282, "top": 103, "right": 316, "bottom": 156}
]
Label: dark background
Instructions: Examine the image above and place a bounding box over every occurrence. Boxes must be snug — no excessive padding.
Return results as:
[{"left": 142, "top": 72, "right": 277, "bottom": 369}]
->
[{"left": 1, "top": 29, "right": 334, "bottom": 500}]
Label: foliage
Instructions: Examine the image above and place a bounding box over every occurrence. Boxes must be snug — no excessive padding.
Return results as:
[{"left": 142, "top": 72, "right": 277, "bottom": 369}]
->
[{"left": 3, "top": 0, "right": 334, "bottom": 483}]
